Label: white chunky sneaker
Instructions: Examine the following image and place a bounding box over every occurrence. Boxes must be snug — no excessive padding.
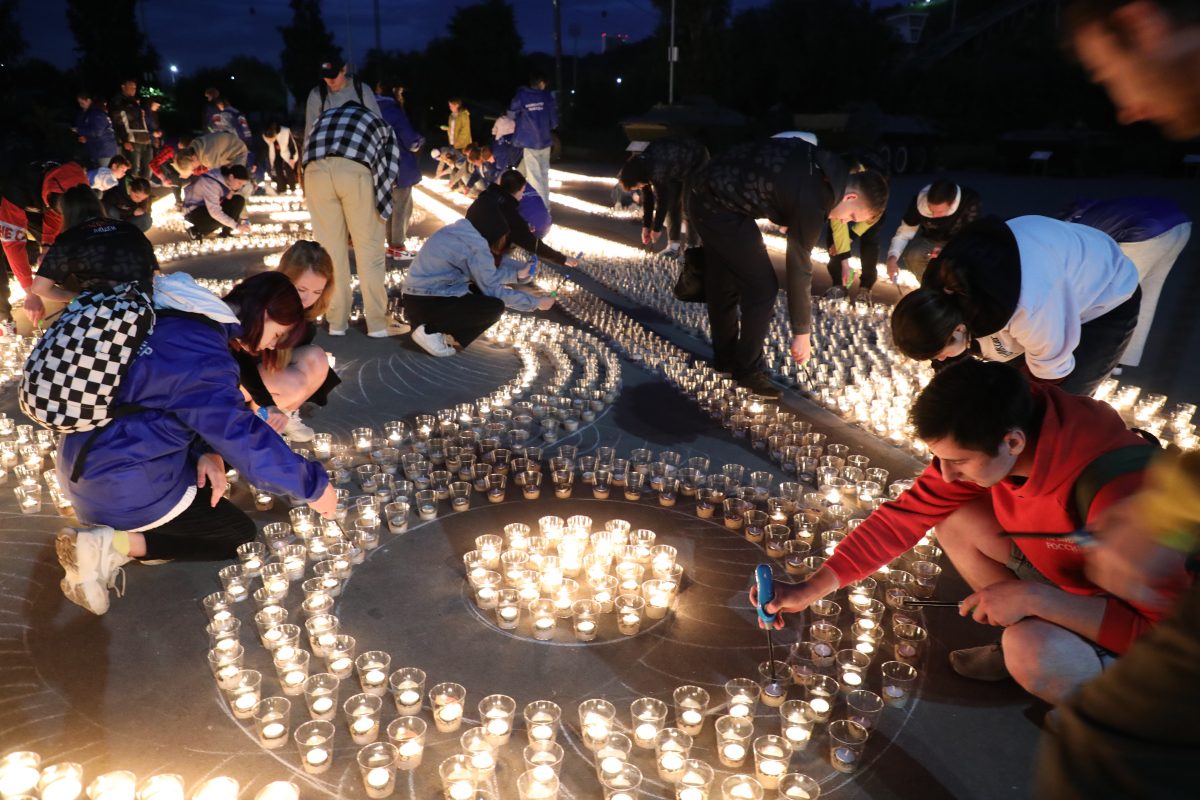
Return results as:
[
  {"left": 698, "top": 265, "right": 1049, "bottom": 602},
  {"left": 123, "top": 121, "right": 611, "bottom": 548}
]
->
[
  {"left": 283, "top": 410, "right": 315, "bottom": 442},
  {"left": 56, "top": 526, "right": 132, "bottom": 615},
  {"left": 411, "top": 324, "right": 456, "bottom": 357}
]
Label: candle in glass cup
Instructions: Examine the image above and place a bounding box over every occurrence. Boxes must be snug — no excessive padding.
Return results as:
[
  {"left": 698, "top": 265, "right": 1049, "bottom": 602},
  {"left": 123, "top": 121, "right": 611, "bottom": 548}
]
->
[
  {"left": 225, "top": 669, "right": 262, "bottom": 719},
  {"left": 753, "top": 735, "right": 792, "bottom": 790},
  {"left": 594, "top": 731, "right": 633, "bottom": 782},
  {"left": 357, "top": 742, "right": 398, "bottom": 799},
  {"left": 652, "top": 727, "right": 692, "bottom": 782},
  {"left": 0, "top": 751, "right": 42, "bottom": 798},
  {"left": 496, "top": 588, "right": 521, "bottom": 629},
  {"left": 303, "top": 672, "right": 341, "bottom": 721},
  {"left": 275, "top": 648, "right": 311, "bottom": 697},
  {"left": 429, "top": 681, "right": 467, "bottom": 733},
  {"left": 208, "top": 643, "right": 245, "bottom": 690},
  {"left": 715, "top": 714, "right": 754, "bottom": 768},
  {"left": 880, "top": 660, "right": 917, "bottom": 707},
  {"left": 828, "top": 719, "right": 868, "bottom": 774},
  {"left": 524, "top": 740, "right": 565, "bottom": 782},
  {"left": 615, "top": 594, "right": 645, "bottom": 635},
  {"left": 805, "top": 676, "right": 838, "bottom": 724},
  {"left": 356, "top": 651, "right": 392, "bottom": 697},
  {"left": 530, "top": 598, "right": 557, "bottom": 640},
  {"left": 578, "top": 698, "right": 616, "bottom": 750},
  {"left": 673, "top": 685, "right": 709, "bottom": 736},
  {"left": 779, "top": 700, "right": 814, "bottom": 750},
  {"left": 487, "top": 474, "right": 507, "bottom": 503},
  {"left": 345, "top": 692, "right": 384, "bottom": 745},
  {"left": 573, "top": 599, "right": 600, "bottom": 641},
  {"left": 599, "top": 763, "right": 642, "bottom": 800},
  {"left": 389, "top": 667, "right": 426, "bottom": 716},
  {"left": 676, "top": 759, "right": 715, "bottom": 800},
  {"left": 36, "top": 762, "right": 83, "bottom": 800},
  {"left": 254, "top": 696, "right": 292, "bottom": 750},
  {"left": 724, "top": 678, "right": 760, "bottom": 718},
  {"left": 479, "top": 693, "right": 516, "bottom": 746},
  {"left": 386, "top": 716, "right": 427, "bottom": 770},
  {"left": 525, "top": 699, "right": 561, "bottom": 744}
]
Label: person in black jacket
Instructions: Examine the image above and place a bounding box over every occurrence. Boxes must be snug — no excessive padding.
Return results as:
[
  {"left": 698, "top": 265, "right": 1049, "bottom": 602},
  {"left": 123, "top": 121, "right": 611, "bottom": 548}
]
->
[
  {"left": 886, "top": 179, "right": 983, "bottom": 281},
  {"left": 618, "top": 136, "right": 709, "bottom": 254},
  {"left": 466, "top": 170, "right": 579, "bottom": 268},
  {"left": 109, "top": 79, "right": 154, "bottom": 180},
  {"left": 689, "top": 137, "right": 888, "bottom": 397}
]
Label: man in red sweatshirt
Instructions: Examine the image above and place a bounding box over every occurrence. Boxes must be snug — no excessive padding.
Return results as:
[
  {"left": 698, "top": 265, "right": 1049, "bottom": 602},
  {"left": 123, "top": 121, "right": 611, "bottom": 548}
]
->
[{"left": 761, "top": 359, "right": 1190, "bottom": 704}]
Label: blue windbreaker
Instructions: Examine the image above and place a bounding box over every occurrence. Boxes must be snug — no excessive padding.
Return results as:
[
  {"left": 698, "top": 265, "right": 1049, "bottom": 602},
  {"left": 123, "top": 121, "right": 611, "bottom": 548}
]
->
[
  {"left": 508, "top": 86, "right": 557, "bottom": 149},
  {"left": 376, "top": 95, "right": 426, "bottom": 189}
]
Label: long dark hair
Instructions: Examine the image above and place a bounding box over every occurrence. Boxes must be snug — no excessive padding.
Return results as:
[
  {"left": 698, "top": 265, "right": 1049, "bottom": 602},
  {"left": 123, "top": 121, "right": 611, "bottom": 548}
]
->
[
  {"left": 224, "top": 272, "right": 305, "bottom": 370},
  {"left": 60, "top": 184, "right": 105, "bottom": 231}
]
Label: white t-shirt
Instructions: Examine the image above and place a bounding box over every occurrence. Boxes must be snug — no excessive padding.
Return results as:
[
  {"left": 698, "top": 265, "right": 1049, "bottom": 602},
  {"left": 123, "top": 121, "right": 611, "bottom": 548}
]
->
[{"left": 976, "top": 216, "right": 1138, "bottom": 379}]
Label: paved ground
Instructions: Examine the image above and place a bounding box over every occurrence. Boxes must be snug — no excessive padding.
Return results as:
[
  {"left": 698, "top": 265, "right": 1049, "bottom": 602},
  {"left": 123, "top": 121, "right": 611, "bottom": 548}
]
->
[{"left": 0, "top": 167, "right": 1145, "bottom": 799}]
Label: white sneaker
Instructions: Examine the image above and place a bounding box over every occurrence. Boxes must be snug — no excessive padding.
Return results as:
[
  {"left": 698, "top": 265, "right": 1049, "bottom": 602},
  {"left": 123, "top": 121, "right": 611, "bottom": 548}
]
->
[
  {"left": 327, "top": 327, "right": 347, "bottom": 337},
  {"left": 368, "top": 320, "right": 411, "bottom": 338},
  {"left": 411, "top": 324, "right": 456, "bottom": 357},
  {"left": 283, "top": 410, "right": 315, "bottom": 442},
  {"left": 56, "top": 526, "right": 132, "bottom": 615}
]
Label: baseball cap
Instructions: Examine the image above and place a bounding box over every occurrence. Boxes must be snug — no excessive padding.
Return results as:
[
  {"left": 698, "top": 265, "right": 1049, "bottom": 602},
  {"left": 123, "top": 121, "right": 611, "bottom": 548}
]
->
[{"left": 319, "top": 57, "right": 345, "bottom": 80}]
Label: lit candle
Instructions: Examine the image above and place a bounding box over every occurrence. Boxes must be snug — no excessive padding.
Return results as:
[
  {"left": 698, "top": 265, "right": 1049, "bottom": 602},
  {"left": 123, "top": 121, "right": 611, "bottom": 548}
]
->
[
  {"left": 305, "top": 747, "right": 329, "bottom": 768},
  {"left": 439, "top": 702, "right": 463, "bottom": 722},
  {"left": 398, "top": 740, "right": 422, "bottom": 759},
  {"left": 809, "top": 697, "right": 831, "bottom": 715},
  {"left": 485, "top": 718, "right": 510, "bottom": 737},
  {"left": 448, "top": 781, "right": 474, "bottom": 800},
  {"left": 311, "top": 696, "right": 334, "bottom": 715},
  {"left": 366, "top": 767, "right": 389, "bottom": 789},
  {"left": 262, "top": 722, "right": 286, "bottom": 740},
  {"left": 784, "top": 725, "right": 810, "bottom": 745},
  {"left": 722, "top": 742, "right": 746, "bottom": 763}
]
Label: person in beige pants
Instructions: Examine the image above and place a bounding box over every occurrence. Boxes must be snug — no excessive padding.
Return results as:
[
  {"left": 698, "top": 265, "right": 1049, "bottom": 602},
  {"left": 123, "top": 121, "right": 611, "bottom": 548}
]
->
[{"left": 303, "top": 157, "right": 391, "bottom": 336}]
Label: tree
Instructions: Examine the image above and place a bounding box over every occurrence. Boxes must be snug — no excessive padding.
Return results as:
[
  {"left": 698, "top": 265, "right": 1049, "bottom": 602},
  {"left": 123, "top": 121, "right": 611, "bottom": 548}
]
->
[
  {"left": 66, "top": 0, "right": 159, "bottom": 94},
  {"left": 0, "top": 0, "right": 27, "bottom": 67},
  {"left": 279, "top": 0, "right": 338, "bottom": 106},
  {"left": 423, "top": 0, "right": 524, "bottom": 108}
]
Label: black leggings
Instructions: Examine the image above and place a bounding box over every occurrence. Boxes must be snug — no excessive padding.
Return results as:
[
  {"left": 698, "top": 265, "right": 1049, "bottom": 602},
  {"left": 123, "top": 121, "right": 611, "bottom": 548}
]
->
[
  {"left": 402, "top": 290, "right": 505, "bottom": 348},
  {"left": 139, "top": 485, "right": 256, "bottom": 561},
  {"left": 1058, "top": 286, "right": 1141, "bottom": 397},
  {"left": 186, "top": 195, "right": 247, "bottom": 236}
]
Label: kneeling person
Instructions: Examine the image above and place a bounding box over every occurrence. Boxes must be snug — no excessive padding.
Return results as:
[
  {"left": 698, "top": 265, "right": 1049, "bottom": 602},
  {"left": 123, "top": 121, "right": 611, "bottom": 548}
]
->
[
  {"left": 758, "top": 360, "right": 1188, "bottom": 704},
  {"left": 401, "top": 206, "right": 553, "bottom": 357}
]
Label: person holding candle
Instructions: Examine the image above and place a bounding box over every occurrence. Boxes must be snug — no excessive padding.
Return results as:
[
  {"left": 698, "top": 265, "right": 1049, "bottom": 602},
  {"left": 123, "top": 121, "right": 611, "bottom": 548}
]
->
[
  {"left": 688, "top": 137, "right": 889, "bottom": 398},
  {"left": 234, "top": 240, "right": 342, "bottom": 442},
  {"left": 753, "top": 359, "right": 1189, "bottom": 705},
  {"left": 890, "top": 215, "right": 1140, "bottom": 397},
  {"left": 54, "top": 272, "right": 337, "bottom": 615},
  {"left": 401, "top": 205, "right": 554, "bottom": 358}
]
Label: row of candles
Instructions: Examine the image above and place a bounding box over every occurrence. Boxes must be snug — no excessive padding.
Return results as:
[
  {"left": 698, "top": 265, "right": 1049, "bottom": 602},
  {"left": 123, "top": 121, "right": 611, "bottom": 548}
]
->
[{"left": 0, "top": 420, "right": 73, "bottom": 515}]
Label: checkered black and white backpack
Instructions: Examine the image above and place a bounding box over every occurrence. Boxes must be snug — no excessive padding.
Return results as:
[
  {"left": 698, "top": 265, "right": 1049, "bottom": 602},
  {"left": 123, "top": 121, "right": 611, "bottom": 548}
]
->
[{"left": 19, "top": 282, "right": 155, "bottom": 433}]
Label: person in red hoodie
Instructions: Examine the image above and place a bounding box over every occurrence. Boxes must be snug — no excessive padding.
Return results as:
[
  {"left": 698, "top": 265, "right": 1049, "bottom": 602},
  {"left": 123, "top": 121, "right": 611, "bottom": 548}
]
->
[{"left": 758, "top": 359, "right": 1190, "bottom": 704}]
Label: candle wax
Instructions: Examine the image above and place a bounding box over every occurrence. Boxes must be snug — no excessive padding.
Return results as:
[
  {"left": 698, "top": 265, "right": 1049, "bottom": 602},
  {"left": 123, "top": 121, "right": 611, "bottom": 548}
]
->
[
  {"left": 658, "top": 752, "right": 685, "bottom": 771},
  {"left": 234, "top": 693, "right": 257, "bottom": 711},
  {"left": 576, "top": 620, "right": 596, "bottom": 634},
  {"left": 0, "top": 766, "right": 39, "bottom": 795},
  {"left": 40, "top": 778, "right": 82, "bottom": 800},
  {"left": 884, "top": 685, "right": 906, "bottom": 698},
  {"left": 499, "top": 607, "right": 519, "bottom": 622},
  {"left": 284, "top": 671, "right": 305, "bottom": 687},
  {"left": 531, "top": 765, "right": 556, "bottom": 783},
  {"left": 469, "top": 751, "right": 494, "bottom": 770},
  {"left": 530, "top": 723, "right": 553, "bottom": 740},
  {"left": 364, "top": 669, "right": 386, "bottom": 685},
  {"left": 399, "top": 689, "right": 420, "bottom": 707},
  {"left": 305, "top": 747, "right": 329, "bottom": 766},
  {"left": 535, "top": 617, "right": 555, "bottom": 630},
  {"left": 759, "top": 760, "right": 786, "bottom": 776},
  {"left": 784, "top": 725, "right": 811, "bottom": 743},
  {"left": 599, "top": 756, "right": 624, "bottom": 775},
  {"left": 329, "top": 657, "right": 352, "bottom": 674},
  {"left": 679, "top": 789, "right": 705, "bottom": 800},
  {"left": 729, "top": 702, "right": 750, "bottom": 718},
  {"left": 352, "top": 716, "right": 375, "bottom": 734},
  {"left": 634, "top": 722, "right": 657, "bottom": 742},
  {"left": 842, "top": 671, "right": 863, "bottom": 687},
  {"left": 398, "top": 740, "right": 422, "bottom": 758},
  {"left": 809, "top": 697, "right": 831, "bottom": 715},
  {"left": 366, "top": 767, "right": 390, "bottom": 788},
  {"left": 485, "top": 718, "right": 509, "bottom": 737},
  {"left": 680, "top": 709, "right": 703, "bottom": 727},
  {"left": 784, "top": 788, "right": 813, "bottom": 799},
  {"left": 311, "top": 697, "right": 334, "bottom": 714},
  {"left": 448, "top": 781, "right": 474, "bottom": 800},
  {"left": 261, "top": 722, "right": 286, "bottom": 739},
  {"left": 722, "top": 742, "right": 746, "bottom": 762},
  {"left": 729, "top": 785, "right": 759, "bottom": 800},
  {"left": 439, "top": 702, "right": 463, "bottom": 722}
]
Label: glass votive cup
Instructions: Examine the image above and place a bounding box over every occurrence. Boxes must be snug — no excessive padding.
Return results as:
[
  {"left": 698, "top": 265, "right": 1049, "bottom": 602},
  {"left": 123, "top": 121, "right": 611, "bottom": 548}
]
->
[
  {"left": 720, "top": 775, "right": 763, "bottom": 800},
  {"left": 553, "top": 468, "right": 573, "bottom": 498},
  {"left": 630, "top": 697, "right": 668, "bottom": 749},
  {"left": 753, "top": 734, "right": 792, "bottom": 790},
  {"left": 622, "top": 471, "right": 645, "bottom": 501},
  {"left": 429, "top": 681, "right": 467, "bottom": 733},
  {"left": 263, "top": 622, "right": 301, "bottom": 655},
  {"left": 653, "top": 728, "right": 693, "bottom": 782},
  {"left": 715, "top": 714, "right": 754, "bottom": 768},
  {"left": 573, "top": 599, "right": 600, "bottom": 641},
  {"left": 486, "top": 474, "right": 507, "bottom": 503},
  {"left": 460, "top": 726, "right": 498, "bottom": 777},
  {"left": 724, "top": 677, "right": 760, "bottom": 719},
  {"left": 530, "top": 598, "right": 557, "bottom": 640},
  {"left": 218, "top": 564, "right": 250, "bottom": 603},
  {"left": 280, "top": 544, "right": 307, "bottom": 580},
  {"left": 236, "top": 541, "right": 267, "bottom": 577},
  {"left": 641, "top": 579, "right": 674, "bottom": 619},
  {"left": 722, "top": 498, "right": 746, "bottom": 530},
  {"left": 615, "top": 594, "right": 645, "bottom": 636},
  {"left": 523, "top": 740, "right": 564, "bottom": 782},
  {"left": 386, "top": 716, "right": 427, "bottom": 770},
  {"left": 743, "top": 510, "right": 769, "bottom": 543},
  {"left": 778, "top": 772, "right": 821, "bottom": 800},
  {"left": 517, "top": 769, "right": 559, "bottom": 800},
  {"left": 202, "top": 591, "right": 235, "bottom": 623},
  {"left": 595, "top": 732, "right": 634, "bottom": 781},
  {"left": 828, "top": 719, "right": 869, "bottom": 773},
  {"left": 846, "top": 688, "right": 885, "bottom": 732},
  {"left": 673, "top": 685, "right": 708, "bottom": 736},
  {"left": 225, "top": 669, "right": 262, "bottom": 720},
  {"left": 779, "top": 700, "right": 815, "bottom": 751},
  {"left": 893, "top": 623, "right": 928, "bottom": 664},
  {"left": 600, "top": 762, "right": 642, "bottom": 800},
  {"left": 254, "top": 696, "right": 292, "bottom": 750},
  {"left": 208, "top": 643, "right": 245, "bottom": 690},
  {"left": 389, "top": 667, "right": 426, "bottom": 716},
  {"left": 450, "top": 481, "right": 472, "bottom": 512},
  {"left": 835, "top": 649, "right": 871, "bottom": 691},
  {"left": 85, "top": 770, "right": 138, "bottom": 800},
  {"left": 758, "top": 659, "right": 793, "bottom": 707},
  {"left": 323, "top": 634, "right": 357, "bottom": 680},
  {"left": 0, "top": 751, "right": 41, "bottom": 798},
  {"left": 415, "top": 490, "right": 438, "bottom": 520},
  {"left": 881, "top": 660, "right": 918, "bottom": 707},
  {"left": 675, "top": 759, "right": 715, "bottom": 800},
  {"left": 522, "top": 470, "right": 543, "bottom": 500},
  {"left": 275, "top": 648, "right": 311, "bottom": 697},
  {"left": 591, "top": 574, "right": 619, "bottom": 612},
  {"left": 578, "top": 698, "right": 617, "bottom": 750},
  {"left": 345, "top": 692, "right": 384, "bottom": 745},
  {"left": 438, "top": 754, "right": 477, "bottom": 800},
  {"left": 303, "top": 672, "right": 341, "bottom": 721},
  {"left": 37, "top": 762, "right": 84, "bottom": 800},
  {"left": 524, "top": 699, "right": 561, "bottom": 744},
  {"left": 358, "top": 742, "right": 398, "bottom": 799},
  {"left": 495, "top": 588, "right": 521, "bottom": 629},
  {"left": 474, "top": 570, "right": 503, "bottom": 608},
  {"left": 356, "top": 651, "right": 391, "bottom": 697},
  {"left": 13, "top": 484, "right": 41, "bottom": 514},
  {"left": 782, "top": 541, "right": 812, "bottom": 576},
  {"left": 384, "top": 502, "right": 409, "bottom": 534},
  {"left": 295, "top": 719, "right": 338, "bottom": 777},
  {"left": 305, "top": 614, "right": 340, "bottom": 657},
  {"left": 805, "top": 676, "right": 838, "bottom": 724},
  {"left": 910, "top": 560, "right": 942, "bottom": 599},
  {"left": 478, "top": 693, "right": 517, "bottom": 746}
]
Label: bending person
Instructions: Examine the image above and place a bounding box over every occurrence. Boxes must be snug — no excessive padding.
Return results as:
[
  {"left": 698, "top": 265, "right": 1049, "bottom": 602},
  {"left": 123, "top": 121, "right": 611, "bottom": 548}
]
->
[
  {"left": 401, "top": 205, "right": 553, "bottom": 357},
  {"left": 183, "top": 164, "right": 250, "bottom": 239},
  {"left": 617, "top": 135, "right": 709, "bottom": 254},
  {"left": 55, "top": 271, "right": 336, "bottom": 615},
  {"left": 891, "top": 215, "right": 1140, "bottom": 396},
  {"left": 466, "top": 170, "right": 578, "bottom": 268},
  {"left": 235, "top": 241, "right": 342, "bottom": 442},
  {"left": 886, "top": 179, "right": 983, "bottom": 281}
]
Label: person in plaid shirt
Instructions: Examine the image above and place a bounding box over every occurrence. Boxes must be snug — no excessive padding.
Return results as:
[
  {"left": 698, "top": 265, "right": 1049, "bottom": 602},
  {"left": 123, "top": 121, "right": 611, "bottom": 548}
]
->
[{"left": 302, "top": 101, "right": 404, "bottom": 339}]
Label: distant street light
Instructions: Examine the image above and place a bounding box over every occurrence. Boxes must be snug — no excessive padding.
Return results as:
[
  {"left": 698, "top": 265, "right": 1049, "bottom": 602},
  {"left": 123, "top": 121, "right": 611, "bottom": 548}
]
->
[
  {"left": 169, "top": 65, "right": 178, "bottom": 87},
  {"left": 616, "top": 77, "right": 623, "bottom": 85}
]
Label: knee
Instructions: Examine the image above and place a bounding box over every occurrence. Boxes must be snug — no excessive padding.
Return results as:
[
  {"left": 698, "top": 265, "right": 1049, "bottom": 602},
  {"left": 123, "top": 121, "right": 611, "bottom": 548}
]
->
[
  {"left": 482, "top": 296, "right": 505, "bottom": 320},
  {"left": 296, "top": 345, "right": 330, "bottom": 377},
  {"left": 1002, "top": 621, "right": 1085, "bottom": 703}
]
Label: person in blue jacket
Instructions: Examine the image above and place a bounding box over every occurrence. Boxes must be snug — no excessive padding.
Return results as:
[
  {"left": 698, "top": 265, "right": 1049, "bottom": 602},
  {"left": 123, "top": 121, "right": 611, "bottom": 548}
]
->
[
  {"left": 54, "top": 271, "right": 337, "bottom": 616},
  {"left": 375, "top": 80, "right": 426, "bottom": 260},
  {"left": 1060, "top": 196, "right": 1192, "bottom": 369},
  {"left": 74, "top": 93, "right": 119, "bottom": 168},
  {"left": 508, "top": 71, "right": 558, "bottom": 204}
]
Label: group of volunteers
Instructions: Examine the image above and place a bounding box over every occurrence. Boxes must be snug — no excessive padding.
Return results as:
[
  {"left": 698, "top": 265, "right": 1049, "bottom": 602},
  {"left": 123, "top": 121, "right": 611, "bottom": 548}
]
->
[{"left": 22, "top": 0, "right": 1200, "bottom": 794}]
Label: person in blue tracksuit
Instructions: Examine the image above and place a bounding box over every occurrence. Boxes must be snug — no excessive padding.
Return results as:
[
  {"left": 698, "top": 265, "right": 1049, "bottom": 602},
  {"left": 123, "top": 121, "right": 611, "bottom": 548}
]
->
[
  {"left": 54, "top": 271, "right": 337, "bottom": 616},
  {"left": 508, "top": 71, "right": 558, "bottom": 204},
  {"left": 74, "top": 93, "right": 119, "bottom": 168},
  {"left": 375, "top": 81, "right": 426, "bottom": 259}
]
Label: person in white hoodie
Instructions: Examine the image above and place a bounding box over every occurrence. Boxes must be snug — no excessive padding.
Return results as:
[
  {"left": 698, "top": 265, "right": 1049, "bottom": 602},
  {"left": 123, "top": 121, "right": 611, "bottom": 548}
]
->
[{"left": 890, "top": 215, "right": 1140, "bottom": 396}]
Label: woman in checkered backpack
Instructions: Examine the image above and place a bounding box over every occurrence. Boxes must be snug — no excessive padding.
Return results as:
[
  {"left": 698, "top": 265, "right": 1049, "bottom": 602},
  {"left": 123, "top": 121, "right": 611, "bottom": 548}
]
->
[{"left": 54, "top": 272, "right": 339, "bottom": 615}]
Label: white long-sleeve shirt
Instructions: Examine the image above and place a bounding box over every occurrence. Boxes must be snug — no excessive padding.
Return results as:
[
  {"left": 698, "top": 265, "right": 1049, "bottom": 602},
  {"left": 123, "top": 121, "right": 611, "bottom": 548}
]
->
[{"left": 977, "top": 216, "right": 1138, "bottom": 380}]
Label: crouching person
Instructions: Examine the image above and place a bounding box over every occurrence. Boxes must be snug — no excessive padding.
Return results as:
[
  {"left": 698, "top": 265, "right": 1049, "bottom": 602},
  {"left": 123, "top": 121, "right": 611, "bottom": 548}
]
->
[
  {"left": 401, "top": 205, "right": 553, "bottom": 357},
  {"left": 54, "top": 272, "right": 337, "bottom": 615}
]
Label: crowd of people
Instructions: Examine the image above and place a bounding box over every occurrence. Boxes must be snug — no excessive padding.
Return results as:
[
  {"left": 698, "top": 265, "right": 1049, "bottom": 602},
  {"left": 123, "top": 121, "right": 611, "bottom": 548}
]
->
[{"left": 7, "top": 0, "right": 1197, "bottom": 794}]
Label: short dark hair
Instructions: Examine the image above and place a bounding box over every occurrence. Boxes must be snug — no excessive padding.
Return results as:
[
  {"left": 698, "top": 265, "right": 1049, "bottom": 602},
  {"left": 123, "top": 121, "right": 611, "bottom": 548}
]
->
[
  {"left": 127, "top": 177, "right": 151, "bottom": 195},
  {"left": 60, "top": 184, "right": 104, "bottom": 230},
  {"left": 223, "top": 272, "right": 306, "bottom": 369},
  {"left": 221, "top": 164, "right": 251, "bottom": 181},
  {"left": 498, "top": 169, "right": 526, "bottom": 195},
  {"left": 846, "top": 170, "right": 889, "bottom": 217},
  {"left": 891, "top": 288, "right": 964, "bottom": 360},
  {"left": 77, "top": 91, "right": 94, "bottom": 101},
  {"left": 926, "top": 179, "right": 958, "bottom": 206},
  {"left": 108, "top": 154, "right": 131, "bottom": 170},
  {"left": 911, "top": 359, "right": 1037, "bottom": 453},
  {"left": 262, "top": 121, "right": 281, "bottom": 138},
  {"left": 617, "top": 157, "right": 650, "bottom": 191},
  {"left": 530, "top": 71, "right": 547, "bottom": 86},
  {"left": 448, "top": 96, "right": 463, "bottom": 106}
]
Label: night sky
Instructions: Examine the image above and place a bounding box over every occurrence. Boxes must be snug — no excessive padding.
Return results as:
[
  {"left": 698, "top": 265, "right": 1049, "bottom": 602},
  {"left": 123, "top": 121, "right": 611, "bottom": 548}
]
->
[{"left": 17, "top": 0, "right": 808, "bottom": 77}]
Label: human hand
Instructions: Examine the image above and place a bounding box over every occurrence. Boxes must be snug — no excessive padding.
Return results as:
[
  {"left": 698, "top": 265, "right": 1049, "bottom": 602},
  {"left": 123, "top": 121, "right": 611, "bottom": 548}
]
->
[
  {"left": 261, "top": 407, "right": 289, "bottom": 433},
  {"left": 640, "top": 228, "right": 653, "bottom": 246},
  {"left": 650, "top": 229, "right": 663, "bottom": 244},
  {"left": 308, "top": 483, "right": 339, "bottom": 519},
  {"left": 1087, "top": 496, "right": 1190, "bottom": 611},
  {"left": 196, "top": 453, "right": 228, "bottom": 506},
  {"left": 123, "top": 142, "right": 133, "bottom": 151},
  {"left": 886, "top": 256, "right": 900, "bottom": 281},
  {"left": 23, "top": 293, "right": 44, "bottom": 325},
  {"left": 236, "top": 222, "right": 251, "bottom": 235},
  {"left": 564, "top": 257, "right": 579, "bottom": 268},
  {"left": 536, "top": 296, "right": 555, "bottom": 311},
  {"left": 790, "top": 333, "right": 811, "bottom": 364},
  {"left": 959, "top": 580, "right": 1040, "bottom": 627},
  {"left": 78, "top": 136, "right": 87, "bottom": 144},
  {"left": 749, "top": 568, "right": 838, "bottom": 629}
]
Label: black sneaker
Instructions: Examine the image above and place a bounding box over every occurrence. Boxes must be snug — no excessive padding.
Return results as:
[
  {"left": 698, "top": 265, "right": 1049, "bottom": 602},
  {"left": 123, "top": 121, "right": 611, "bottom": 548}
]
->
[
  {"left": 186, "top": 227, "right": 204, "bottom": 241},
  {"left": 734, "top": 371, "right": 782, "bottom": 398}
]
